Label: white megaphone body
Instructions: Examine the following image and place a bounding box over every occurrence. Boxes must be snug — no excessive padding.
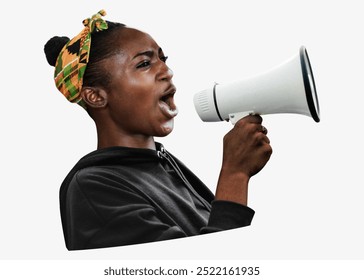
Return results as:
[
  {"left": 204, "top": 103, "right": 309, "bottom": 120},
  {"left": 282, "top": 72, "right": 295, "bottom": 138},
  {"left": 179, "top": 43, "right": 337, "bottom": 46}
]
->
[{"left": 193, "top": 46, "right": 320, "bottom": 124}]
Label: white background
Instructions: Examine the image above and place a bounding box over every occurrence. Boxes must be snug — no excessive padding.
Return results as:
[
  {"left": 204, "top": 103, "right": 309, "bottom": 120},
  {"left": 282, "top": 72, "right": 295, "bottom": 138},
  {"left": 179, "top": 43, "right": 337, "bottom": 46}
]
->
[{"left": 1, "top": 0, "right": 363, "bottom": 262}]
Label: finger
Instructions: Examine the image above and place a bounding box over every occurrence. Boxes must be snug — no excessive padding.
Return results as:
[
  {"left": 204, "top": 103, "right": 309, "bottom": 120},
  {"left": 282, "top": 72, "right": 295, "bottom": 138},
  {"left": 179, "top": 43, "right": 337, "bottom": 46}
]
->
[
  {"left": 260, "top": 125, "right": 268, "bottom": 135},
  {"left": 257, "top": 132, "right": 271, "bottom": 144},
  {"left": 262, "top": 135, "right": 271, "bottom": 144},
  {"left": 247, "top": 114, "right": 263, "bottom": 124}
]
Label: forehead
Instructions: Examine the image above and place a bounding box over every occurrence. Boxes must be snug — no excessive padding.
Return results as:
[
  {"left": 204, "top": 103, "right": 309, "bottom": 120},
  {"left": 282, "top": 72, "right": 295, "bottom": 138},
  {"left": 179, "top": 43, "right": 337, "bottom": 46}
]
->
[{"left": 114, "top": 27, "right": 160, "bottom": 56}]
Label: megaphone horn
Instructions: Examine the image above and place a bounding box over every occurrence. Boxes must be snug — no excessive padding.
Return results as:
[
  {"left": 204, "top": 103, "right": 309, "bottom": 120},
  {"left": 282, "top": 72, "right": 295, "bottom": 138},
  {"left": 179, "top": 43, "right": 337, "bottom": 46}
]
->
[{"left": 193, "top": 46, "right": 320, "bottom": 124}]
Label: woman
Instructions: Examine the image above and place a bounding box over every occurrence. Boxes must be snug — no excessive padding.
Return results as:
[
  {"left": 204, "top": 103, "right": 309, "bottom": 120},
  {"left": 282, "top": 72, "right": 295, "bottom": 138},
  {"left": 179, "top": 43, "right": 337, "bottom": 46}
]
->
[{"left": 44, "top": 10, "right": 272, "bottom": 250}]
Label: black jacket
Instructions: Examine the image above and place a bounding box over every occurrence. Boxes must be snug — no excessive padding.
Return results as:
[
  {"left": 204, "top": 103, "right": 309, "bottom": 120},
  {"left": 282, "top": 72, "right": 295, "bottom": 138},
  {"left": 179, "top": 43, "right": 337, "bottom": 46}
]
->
[{"left": 60, "top": 143, "right": 254, "bottom": 250}]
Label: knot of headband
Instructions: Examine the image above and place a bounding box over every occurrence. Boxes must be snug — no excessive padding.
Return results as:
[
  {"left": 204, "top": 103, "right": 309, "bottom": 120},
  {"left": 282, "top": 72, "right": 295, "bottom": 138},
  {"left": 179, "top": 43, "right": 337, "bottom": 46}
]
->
[{"left": 54, "top": 10, "right": 108, "bottom": 109}]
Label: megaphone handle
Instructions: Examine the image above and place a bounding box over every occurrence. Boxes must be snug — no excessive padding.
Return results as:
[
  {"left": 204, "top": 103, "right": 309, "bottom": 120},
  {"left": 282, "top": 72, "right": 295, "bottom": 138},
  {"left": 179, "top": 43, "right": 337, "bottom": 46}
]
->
[{"left": 229, "top": 111, "right": 255, "bottom": 125}]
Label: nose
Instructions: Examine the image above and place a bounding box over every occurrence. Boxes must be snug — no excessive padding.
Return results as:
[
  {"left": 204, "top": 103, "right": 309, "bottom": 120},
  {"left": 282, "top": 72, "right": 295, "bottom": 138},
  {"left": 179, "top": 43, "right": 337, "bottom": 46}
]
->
[{"left": 157, "top": 62, "right": 173, "bottom": 82}]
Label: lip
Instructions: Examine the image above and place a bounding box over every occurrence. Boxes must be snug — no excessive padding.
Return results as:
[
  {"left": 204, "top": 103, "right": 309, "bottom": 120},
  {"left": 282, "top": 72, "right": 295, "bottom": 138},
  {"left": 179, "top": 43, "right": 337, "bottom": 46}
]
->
[{"left": 162, "top": 85, "right": 176, "bottom": 99}]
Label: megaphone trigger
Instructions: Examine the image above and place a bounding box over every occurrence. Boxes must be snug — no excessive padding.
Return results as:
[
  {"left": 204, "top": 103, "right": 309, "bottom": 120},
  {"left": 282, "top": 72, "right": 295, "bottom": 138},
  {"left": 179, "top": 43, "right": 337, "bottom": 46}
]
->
[{"left": 229, "top": 111, "right": 255, "bottom": 125}]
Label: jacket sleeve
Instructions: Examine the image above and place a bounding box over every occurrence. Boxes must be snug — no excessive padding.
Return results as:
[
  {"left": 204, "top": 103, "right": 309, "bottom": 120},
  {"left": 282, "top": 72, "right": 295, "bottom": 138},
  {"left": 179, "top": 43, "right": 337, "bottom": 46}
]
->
[
  {"left": 169, "top": 153, "right": 255, "bottom": 233},
  {"left": 202, "top": 200, "right": 255, "bottom": 233}
]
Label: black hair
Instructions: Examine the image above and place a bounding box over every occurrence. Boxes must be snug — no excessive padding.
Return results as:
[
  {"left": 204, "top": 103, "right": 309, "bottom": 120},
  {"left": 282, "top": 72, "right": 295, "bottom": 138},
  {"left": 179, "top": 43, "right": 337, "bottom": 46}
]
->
[{"left": 44, "top": 21, "right": 126, "bottom": 90}]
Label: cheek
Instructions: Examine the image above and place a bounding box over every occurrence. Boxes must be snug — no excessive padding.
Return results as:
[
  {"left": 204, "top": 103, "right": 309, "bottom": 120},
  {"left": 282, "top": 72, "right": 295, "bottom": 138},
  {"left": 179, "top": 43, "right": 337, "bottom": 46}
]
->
[
  {"left": 111, "top": 90, "right": 154, "bottom": 124},
  {"left": 109, "top": 78, "right": 143, "bottom": 106},
  {"left": 108, "top": 73, "right": 160, "bottom": 120},
  {"left": 123, "top": 76, "right": 156, "bottom": 102}
]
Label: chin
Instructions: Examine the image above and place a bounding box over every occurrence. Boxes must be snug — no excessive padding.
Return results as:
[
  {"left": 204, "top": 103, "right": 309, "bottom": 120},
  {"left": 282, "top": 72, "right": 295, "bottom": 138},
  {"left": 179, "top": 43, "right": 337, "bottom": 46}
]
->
[{"left": 156, "top": 121, "right": 174, "bottom": 137}]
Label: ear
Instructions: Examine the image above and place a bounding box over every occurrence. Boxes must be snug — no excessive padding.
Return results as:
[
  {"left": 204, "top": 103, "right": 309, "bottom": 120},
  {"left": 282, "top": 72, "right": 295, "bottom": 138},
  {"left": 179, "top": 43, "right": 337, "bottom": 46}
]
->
[{"left": 80, "top": 87, "right": 108, "bottom": 108}]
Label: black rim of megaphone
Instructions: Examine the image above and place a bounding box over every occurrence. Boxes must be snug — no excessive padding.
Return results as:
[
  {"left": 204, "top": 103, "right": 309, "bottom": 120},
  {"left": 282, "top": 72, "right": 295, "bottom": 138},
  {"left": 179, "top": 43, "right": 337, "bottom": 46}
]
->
[{"left": 300, "top": 46, "right": 320, "bottom": 122}]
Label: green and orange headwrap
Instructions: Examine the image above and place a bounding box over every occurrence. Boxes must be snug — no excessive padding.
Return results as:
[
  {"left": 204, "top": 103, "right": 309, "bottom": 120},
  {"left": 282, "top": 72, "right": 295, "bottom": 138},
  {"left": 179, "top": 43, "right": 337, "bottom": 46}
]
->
[{"left": 54, "top": 10, "right": 108, "bottom": 109}]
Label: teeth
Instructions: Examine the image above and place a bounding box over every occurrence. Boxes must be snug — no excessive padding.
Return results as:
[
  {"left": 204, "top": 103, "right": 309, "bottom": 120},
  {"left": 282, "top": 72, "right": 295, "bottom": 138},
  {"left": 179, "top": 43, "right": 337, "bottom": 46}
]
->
[{"left": 167, "top": 107, "right": 178, "bottom": 116}]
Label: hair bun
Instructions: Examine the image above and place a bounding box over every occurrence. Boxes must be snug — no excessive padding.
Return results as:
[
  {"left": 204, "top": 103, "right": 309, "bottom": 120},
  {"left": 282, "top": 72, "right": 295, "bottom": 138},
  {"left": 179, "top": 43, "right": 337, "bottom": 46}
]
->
[{"left": 44, "top": 36, "right": 70, "bottom": 67}]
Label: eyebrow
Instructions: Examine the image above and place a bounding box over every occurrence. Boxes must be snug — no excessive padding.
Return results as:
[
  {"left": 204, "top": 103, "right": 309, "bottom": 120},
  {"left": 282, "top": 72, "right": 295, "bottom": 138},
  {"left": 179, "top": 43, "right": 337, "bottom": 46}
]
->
[{"left": 132, "top": 48, "right": 163, "bottom": 60}]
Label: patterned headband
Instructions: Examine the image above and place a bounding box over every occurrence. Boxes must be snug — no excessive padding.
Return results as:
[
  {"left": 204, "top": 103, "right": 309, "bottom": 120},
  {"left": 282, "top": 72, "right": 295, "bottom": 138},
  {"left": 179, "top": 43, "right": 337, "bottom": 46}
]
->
[{"left": 54, "top": 10, "right": 108, "bottom": 109}]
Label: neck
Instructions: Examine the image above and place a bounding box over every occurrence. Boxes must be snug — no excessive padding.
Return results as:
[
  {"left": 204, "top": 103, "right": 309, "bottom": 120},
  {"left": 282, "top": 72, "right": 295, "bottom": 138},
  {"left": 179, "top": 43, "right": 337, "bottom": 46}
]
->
[
  {"left": 89, "top": 107, "right": 157, "bottom": 150},
  {"left": 97, "top": 134, "right": 156, "bottom": 150},
  {"left": 95, "top": 122, "right": 156, "bottom": 150}
]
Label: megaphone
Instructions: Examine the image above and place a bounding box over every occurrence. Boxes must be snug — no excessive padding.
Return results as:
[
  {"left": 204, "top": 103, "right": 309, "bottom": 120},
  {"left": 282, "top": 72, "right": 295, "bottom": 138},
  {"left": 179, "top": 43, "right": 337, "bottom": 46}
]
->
[{"left": 193, "top": 46, "right": 320, "bottom": 124}]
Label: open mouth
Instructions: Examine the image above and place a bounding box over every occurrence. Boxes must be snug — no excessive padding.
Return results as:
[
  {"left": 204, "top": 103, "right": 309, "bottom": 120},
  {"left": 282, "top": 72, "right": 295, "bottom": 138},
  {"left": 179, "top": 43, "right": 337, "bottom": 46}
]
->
[
  {"left": 161, "top": 92, "right": 175, "bottom": 108},
  {"left": 159, "top": 87, "right": 178, "bottom": 118},
  {"left": 160, "top": 86, "right": 177, "bottom": 109}
]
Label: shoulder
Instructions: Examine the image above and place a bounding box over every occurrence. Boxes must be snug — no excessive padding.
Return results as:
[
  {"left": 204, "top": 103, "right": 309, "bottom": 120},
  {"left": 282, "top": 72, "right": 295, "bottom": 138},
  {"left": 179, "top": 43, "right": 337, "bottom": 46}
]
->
[
  {"left": 70, "top": 165, "right": 131, "bottom": 190},
  {"left": 65, "top": 166, "right": 149, "bottom": 207}
]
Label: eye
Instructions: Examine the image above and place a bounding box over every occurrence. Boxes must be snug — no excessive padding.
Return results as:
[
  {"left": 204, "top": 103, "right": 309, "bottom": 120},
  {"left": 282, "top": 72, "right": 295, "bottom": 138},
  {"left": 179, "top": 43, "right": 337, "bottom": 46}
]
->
[{"left": 136, "top": 60, "right": 151, "bottom": 69}]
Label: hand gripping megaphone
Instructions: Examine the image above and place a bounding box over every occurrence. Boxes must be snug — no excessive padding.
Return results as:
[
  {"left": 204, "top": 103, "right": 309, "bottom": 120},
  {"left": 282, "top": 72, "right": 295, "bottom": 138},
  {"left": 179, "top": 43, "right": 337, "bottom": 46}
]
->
[{"left": 193, "top": 46, "right": 320, "bottom": 124}]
